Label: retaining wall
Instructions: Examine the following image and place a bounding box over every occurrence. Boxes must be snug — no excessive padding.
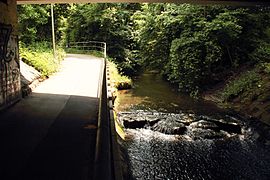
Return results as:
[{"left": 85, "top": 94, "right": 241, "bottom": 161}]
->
[{"left": 0, "top": 0, "right": 21, "bottom": 110}]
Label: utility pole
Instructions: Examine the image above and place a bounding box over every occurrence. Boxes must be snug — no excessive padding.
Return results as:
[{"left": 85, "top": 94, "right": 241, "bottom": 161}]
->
[{"left": 51, "top": 3, "right": 56, "bottom": 59}]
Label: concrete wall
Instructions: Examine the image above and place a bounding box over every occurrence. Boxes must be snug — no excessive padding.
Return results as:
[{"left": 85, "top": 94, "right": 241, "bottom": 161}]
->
[{"left": 0, "top": 0, "right": 21, "bottom": 110}]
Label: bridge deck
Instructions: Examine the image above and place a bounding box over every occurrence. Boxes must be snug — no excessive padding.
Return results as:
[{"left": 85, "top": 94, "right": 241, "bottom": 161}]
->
[{"left": 0, "top": 54, "right": 103, "bottom": 180}]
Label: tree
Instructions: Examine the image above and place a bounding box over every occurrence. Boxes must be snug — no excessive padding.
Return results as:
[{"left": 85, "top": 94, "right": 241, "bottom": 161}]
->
[
  {"left": 18, "top": 4, "right": 50, "bottom": 44},
  {"left": 66, "top": 3, "right": 141, "bottom": 75},
  {"left": 138, "top": 4, "right": 270, "bottom": 97},
  {"left": 17, "top": 4, "right": 71, "bottom": 45}
]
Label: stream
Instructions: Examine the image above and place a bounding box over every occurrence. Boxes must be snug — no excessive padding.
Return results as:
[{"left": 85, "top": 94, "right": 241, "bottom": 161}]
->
[{"left": 115, "top": 72, "right": 270, "bottom": 180}]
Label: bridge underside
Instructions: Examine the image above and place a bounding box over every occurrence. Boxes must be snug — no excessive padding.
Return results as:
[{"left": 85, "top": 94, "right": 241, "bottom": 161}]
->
[{"left": 16, "top": 0, "right": 270, "bottom": 5}]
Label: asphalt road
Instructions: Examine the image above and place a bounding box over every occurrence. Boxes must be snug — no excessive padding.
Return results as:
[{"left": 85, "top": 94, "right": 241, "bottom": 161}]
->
[{"left": 0, "top": 54, "right": 103, "bottom": 180}]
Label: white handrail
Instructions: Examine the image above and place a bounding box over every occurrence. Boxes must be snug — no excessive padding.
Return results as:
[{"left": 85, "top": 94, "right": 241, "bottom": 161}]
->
[{"left": 67, "top": 41, "right": 107, "bottom": 59}]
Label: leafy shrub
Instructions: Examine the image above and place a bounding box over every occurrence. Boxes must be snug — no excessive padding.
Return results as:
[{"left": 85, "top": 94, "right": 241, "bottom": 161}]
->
[
  {"left": 166, "top": 37, "right": 203, "bottom": 97},
  {"left": 139, "top": 4, "right": 270, "bottom": 98},
  {"left": 20, "top": 43, "right": 66, "bottom": 77},
  {"left": 108, "top": 61, "right": 132, "bottom": 90},
  {"left": 250, "top": 42, "right": 270, "bottom": 63}
]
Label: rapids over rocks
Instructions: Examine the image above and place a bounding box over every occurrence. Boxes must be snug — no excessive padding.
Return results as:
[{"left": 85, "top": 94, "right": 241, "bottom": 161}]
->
[{"left": 115, "top": 72, "right": 270, "bottom": 180}]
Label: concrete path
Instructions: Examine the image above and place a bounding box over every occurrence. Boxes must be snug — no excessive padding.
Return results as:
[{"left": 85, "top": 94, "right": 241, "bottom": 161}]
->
[{"left": 0, "top": 54, "right": 103, "bottom": 180}]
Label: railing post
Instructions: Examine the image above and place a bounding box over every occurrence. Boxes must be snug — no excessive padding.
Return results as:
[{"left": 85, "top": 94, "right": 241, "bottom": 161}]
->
[{"left": 104, "top": 43, "right": 107, "bottom": 59}]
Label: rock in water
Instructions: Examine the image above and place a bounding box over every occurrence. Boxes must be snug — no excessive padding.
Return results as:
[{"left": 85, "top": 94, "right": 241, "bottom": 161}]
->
[
  {"left": 151, "top": 119, "right": 187, "bottom": 135},
  {"left": 118, "top": 110, "right": 242, "bottom": 139},
  {"left": 189, "top": 120, "right": 219, "bottom": 130}
]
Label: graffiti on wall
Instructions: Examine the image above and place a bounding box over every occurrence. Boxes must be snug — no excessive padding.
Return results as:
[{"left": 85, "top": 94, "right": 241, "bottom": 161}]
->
[
  {"left": 0, "top": 23, "right": 12, "bottom": 62},
  {"left": 0, "top": 23, "right": 20, "bottom": 108}
]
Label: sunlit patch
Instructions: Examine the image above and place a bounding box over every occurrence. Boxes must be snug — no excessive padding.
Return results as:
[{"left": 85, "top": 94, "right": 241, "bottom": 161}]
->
[
  {"left": 115, "top": 119, "right": 126, "bottom": 140},
  {"left": 33, "top": 56, "right": 102, "bottom": 98},
  {"left": 125, "top": 129, "right": 179, "bottom": 142}
]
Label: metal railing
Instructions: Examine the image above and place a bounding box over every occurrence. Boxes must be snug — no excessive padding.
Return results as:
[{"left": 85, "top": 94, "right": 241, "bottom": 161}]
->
[
  {"left": 93, "top": 55, "right": 123, "bottom": 180},
  {"left": 67, "top": 41, "right": 107, "bottom": 59},
  {"left": 94, "top": 58, "right": 112, "bottom": 180},
  {"left": 68, "top": 40, "right": 121, "bottom": 179}
]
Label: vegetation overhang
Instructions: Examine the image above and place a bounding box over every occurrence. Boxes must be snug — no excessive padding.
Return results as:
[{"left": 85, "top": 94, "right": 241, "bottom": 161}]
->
[{"left": 16, "top": 0, "right": 270, "bottom": 6}]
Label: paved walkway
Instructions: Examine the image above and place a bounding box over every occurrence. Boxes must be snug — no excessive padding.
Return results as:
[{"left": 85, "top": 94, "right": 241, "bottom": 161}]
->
[{"left": 0, "top": 54, "right": 103, "bottom": 180}]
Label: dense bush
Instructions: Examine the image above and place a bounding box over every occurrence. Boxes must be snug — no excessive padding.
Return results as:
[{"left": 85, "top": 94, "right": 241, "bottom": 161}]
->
[
  {"left": 108, "top": 61, "right": 132, "bottom": 90},
  {"left": 250, "top": 42, "right": 270, "bottom": 63},
  {"left": 20, "top": 43, "right": 66, "bottom": 77},
  {"left": 17, "top": 4, "right": 71, "bottom": 45},
  {"left": 138, "top": 4, "right": 270, "bottom": 97},
  {"left": 66, "top": 3, "right": 142, "bottom": 76}
]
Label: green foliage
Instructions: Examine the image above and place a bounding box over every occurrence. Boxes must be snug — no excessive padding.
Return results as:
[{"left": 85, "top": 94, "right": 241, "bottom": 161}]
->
[
  {"left": 261, "top": 62, "right": 270, "bottom": 74},
  {"left": 138, "top": 4, "right": 270, "bottom": 97},
  {"left": 18, "top": 3, "right": 270, "bottom": 98},
  {"left": 18, "top": 4, "right": 50, "bottom": 43},
  {"left": 108, "top": 61, "right": 132, "bottom": 90},
  {"left": 20, "top": 43, "right": 66, "bottom": 77},
  {"left": 250, "top": 42, "right": 270, "bottom": 63},
  {"left": 17, "top": 4, "right": 71, "bottom": 45},
  {"left": 66, "top": 3, "right": 142, "bottom": 76},
  {"left": 221, "top": 70, "right": 261, "bottom": 102}
]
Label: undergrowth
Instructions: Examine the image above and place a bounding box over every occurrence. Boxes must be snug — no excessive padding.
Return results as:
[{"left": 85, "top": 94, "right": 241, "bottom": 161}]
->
[
  {"left": 221, "top": 69, "right": 261, "bottom": 102},
  {"left": 108, "top": 61, "right": 132, "bottom": 90},
  {"left": 262, "top": 62, "right": 270, "bottom": 74},
  {"left": 20, "top": 42, "right": 66, "bottom": 77}
]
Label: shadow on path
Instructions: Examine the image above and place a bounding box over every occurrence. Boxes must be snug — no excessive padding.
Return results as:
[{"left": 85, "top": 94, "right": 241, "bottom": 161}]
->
[
  {"left": 0, "top": 54, "right": 103, "bottom": 180},
  {"left": 0, "top": 93, "right": 98, "bottom": 180}
]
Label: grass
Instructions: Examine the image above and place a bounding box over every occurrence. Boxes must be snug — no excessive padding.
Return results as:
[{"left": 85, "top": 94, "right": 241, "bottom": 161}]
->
[
  {"left": 20, "top": 42, "right": 66, "bottom": 77},
  {"left": 108, "top": 61, "right": 132, "bottom": 90},
  {"left": 262, "top": 62, "right": 270, "bottom": 74},
  {"left": 221, "top": 69, "right": 261, "bottom": 102}
]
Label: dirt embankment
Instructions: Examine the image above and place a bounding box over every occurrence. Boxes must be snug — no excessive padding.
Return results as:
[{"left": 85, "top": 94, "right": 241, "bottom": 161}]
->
[
  {"left": 203, "top": 65, "right": 270, "bottom": 126},
  {"left": 20, "top": 60, "right": 44, "bottom": 97}
]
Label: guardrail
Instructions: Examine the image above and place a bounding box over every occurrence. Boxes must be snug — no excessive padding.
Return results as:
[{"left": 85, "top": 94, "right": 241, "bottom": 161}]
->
[
  {"left": 94, "top": 58, "right": 123, "bottom": 180},
  {"left": 67, "top": 41, "right": 121, "bottom": 180},
  {"left": 67, "top": 41, "right": 107, "bottom": 59},
  {"left": 94, "top": 58, "right": 112, "bottom": 180}
]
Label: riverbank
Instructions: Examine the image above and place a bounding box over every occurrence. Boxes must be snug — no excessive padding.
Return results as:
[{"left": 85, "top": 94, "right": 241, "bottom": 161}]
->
[
  {"left": 108, "top": 61, "right": 132, "bottom": 90},
  {"left": 203, "top": 63, "right": 270, "bottom": 126}
]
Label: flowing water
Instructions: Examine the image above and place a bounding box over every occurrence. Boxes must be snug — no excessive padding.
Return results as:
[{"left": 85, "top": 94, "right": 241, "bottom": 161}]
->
[{"left": 115, "top": 72, "right": 270, "bottom": 180}]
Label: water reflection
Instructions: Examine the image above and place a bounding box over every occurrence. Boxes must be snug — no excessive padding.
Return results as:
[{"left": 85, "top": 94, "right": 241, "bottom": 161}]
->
[{"left": 116, "top": 72, "right": 225, "bottom": 115}]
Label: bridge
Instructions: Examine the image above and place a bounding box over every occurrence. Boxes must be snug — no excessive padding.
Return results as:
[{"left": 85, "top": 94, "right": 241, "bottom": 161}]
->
[{"left": 0, "top": 40, "right": 120, "bottom": 180}]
